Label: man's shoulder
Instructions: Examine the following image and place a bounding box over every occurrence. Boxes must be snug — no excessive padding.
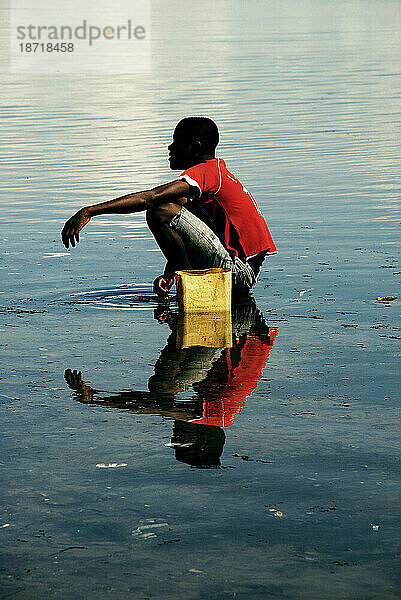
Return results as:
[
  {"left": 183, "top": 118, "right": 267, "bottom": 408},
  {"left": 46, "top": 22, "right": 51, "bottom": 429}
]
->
[{"left": 180, "top": 159, "right": 222, "bottom": 196}]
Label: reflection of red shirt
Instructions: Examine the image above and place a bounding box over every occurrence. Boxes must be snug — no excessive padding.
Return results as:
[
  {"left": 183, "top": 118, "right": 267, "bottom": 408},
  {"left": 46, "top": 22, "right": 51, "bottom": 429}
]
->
[
  {"left": 180, "top": 158, "right": 277, "bottom": 260},
  {"left": 190, "top": 328, "right": 278, "bottom": 427}
]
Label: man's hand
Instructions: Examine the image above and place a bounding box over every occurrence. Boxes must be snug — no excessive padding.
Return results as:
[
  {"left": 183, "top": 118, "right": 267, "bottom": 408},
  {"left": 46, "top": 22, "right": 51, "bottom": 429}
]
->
[
  {"left": 64, "top": 369, "right": 95, "bottom": 402},
  {"left": 153, "top": 275, "right": 174, "bottom": 297},
  {"left": 61, "top": 208, "right": 91, "bottom": 248}
]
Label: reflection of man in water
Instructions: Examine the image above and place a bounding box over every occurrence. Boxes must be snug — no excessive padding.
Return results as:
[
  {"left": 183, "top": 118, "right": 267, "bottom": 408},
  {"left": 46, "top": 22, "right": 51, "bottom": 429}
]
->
[{"left": 65, "top": 299, "right": 278, "bottom": 468}]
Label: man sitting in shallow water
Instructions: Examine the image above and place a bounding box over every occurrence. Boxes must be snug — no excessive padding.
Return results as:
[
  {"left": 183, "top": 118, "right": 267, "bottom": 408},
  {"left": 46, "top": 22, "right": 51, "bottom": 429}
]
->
[{"left": 61, "top": 116, "right": 277, "bottom": 296}]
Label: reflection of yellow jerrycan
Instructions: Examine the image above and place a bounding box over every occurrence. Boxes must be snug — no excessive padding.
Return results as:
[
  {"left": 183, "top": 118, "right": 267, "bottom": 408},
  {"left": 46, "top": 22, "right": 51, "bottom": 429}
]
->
[
  {"left": 176, "top": 311, "right": 233, "bottom": 349},
  {"left": 175, "top": 268, "right": 232, "bottom": 313}
]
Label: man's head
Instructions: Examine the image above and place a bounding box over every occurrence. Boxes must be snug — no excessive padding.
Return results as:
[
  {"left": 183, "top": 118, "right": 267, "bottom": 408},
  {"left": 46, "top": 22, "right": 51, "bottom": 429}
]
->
[{"left": 168, "top": 117, "right": 219, "bottom": 170}]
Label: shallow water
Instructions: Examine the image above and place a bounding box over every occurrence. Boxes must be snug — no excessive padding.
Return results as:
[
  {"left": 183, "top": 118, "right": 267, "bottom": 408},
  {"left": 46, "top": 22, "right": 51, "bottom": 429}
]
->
[{"left": 1, "top": 1, "right": 401, "bottom": 598}]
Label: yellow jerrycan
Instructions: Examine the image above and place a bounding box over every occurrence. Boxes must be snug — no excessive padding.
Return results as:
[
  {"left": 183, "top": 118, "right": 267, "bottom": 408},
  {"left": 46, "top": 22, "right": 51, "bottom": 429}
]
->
[{"left": 175, "top": 268, "right": 232, "bottom": 313}]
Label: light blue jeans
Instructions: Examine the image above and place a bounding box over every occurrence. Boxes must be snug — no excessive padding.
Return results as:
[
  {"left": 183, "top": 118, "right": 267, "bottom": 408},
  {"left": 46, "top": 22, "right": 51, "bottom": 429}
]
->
[{"left": 170, "top": 206, "right": 259, "bottom": 295}]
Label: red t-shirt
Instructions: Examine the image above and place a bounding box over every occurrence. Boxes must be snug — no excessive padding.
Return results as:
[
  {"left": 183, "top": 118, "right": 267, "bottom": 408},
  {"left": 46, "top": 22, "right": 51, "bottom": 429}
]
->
[
  {"left": 190, "top": 328, "right": 279, "bottom": 427},
  {"left": 180, "top": 158, "right": 277, "bottom": 260}
]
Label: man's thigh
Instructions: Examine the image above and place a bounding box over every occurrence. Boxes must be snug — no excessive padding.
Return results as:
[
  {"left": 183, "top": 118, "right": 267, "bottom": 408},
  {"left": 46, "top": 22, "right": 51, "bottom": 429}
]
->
[
  {"left": 170, "top": 207, "right": 257, "bottom": 294},
  {"left": 170, "top": 206, "right": 231, "bottom": 269}
]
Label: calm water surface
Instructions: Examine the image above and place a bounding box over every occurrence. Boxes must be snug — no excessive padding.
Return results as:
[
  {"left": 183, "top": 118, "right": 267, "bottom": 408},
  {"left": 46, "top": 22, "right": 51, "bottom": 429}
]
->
[{"left": 1, "top": 1, "right": 400, "bottom": 598}]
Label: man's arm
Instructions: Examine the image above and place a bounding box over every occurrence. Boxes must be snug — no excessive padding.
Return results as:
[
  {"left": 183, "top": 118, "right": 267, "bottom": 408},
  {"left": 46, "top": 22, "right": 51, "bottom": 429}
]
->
[{"left": 61, "top": 179, "right": 190, "bottom": 248}]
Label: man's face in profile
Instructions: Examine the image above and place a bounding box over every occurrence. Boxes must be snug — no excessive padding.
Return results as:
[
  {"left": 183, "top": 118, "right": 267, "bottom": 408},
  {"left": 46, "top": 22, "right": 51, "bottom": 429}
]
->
[{"left": 168, "top": 128, "right": 197, "bottom": 170}]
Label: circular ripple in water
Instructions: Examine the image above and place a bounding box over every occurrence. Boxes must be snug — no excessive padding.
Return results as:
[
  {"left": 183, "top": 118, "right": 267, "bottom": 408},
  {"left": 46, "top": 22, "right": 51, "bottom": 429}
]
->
[{"left": 69, "top": 284, "right": 175, "bottom": 311}]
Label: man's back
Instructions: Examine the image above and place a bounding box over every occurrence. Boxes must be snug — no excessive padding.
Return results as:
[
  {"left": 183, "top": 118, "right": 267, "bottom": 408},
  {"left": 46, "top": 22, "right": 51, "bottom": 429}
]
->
[{"left": 180, "top": 158, "right": 277, "bottom": 260}]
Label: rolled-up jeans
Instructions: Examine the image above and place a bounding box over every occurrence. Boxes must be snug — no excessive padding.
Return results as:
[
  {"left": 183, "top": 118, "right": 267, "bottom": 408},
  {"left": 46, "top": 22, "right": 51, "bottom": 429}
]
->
[{"left": 169, "top": 206, "right": 260, "bottom": 295}]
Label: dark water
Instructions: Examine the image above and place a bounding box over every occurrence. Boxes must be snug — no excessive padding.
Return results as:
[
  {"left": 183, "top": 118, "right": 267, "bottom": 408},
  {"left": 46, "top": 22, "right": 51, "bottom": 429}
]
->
[{"left": 1, "top": 1, "right": 400, "bottom": 598}]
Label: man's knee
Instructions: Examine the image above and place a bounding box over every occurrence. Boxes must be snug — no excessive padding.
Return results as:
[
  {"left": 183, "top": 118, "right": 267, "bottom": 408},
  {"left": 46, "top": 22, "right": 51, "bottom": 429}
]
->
[{"left": 146, "top": 202, "right": 182, "bottom": 227}]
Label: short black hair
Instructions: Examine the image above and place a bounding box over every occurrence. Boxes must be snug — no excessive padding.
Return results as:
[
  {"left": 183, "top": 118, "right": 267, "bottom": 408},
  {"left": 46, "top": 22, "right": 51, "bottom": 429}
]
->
[{"left": 175, "top": 117, "right": 219, "bottom": 152}]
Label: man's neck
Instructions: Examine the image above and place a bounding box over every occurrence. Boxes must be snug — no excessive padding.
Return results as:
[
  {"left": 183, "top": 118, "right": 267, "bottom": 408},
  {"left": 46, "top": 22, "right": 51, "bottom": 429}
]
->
[{"left": 187, "top": 153, "right": 215, "bottom": 168}]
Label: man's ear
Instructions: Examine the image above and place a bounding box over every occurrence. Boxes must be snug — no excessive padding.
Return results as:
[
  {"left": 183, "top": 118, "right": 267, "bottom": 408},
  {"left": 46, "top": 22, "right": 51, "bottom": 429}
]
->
[{"left": 191, "top": 140, "right": 202, "bottom": 155}]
